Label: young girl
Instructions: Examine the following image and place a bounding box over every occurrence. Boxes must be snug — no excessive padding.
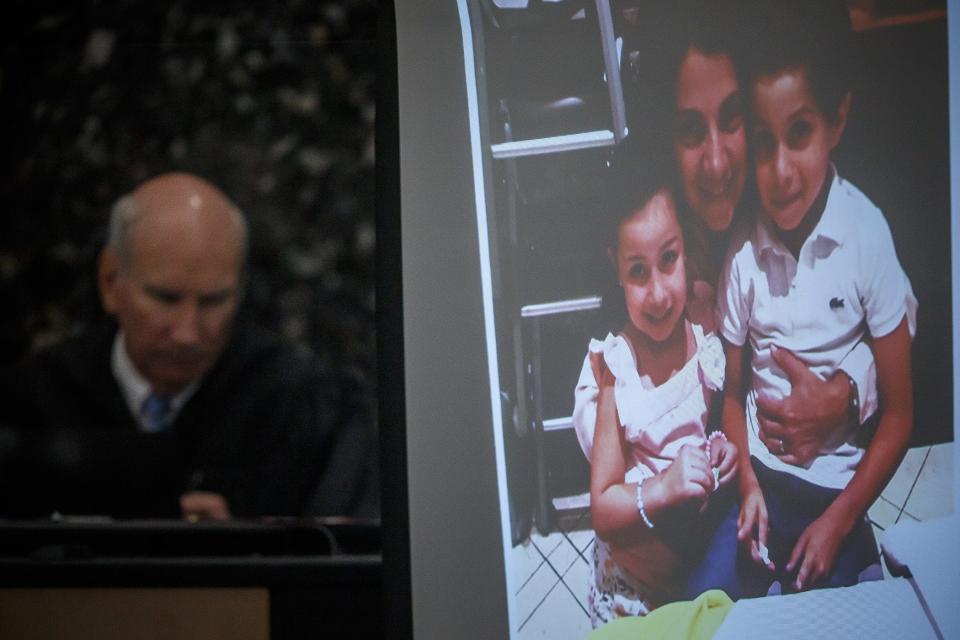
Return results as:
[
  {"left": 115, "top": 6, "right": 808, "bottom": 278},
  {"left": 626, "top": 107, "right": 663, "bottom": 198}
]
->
[{"left": 572, "top": 175, "right": 738, "bottom": 626}]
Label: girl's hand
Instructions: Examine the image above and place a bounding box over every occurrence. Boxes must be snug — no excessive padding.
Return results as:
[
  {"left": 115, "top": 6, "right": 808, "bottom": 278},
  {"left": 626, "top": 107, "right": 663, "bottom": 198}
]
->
[
  {"left": 659, "top": 444, "right": 713, "bottom": 506},
  {"left": 787, "top": 510, "right": 850, "bottom": 591},
  {"left": 737, "top": 484, "right": 775, "bottom": 570},
  {"left": 589, "top": 351, "right": 616, "bottom": 389},
  {"left": 710, "top": 439, "right": 738, "bottom": 489}
]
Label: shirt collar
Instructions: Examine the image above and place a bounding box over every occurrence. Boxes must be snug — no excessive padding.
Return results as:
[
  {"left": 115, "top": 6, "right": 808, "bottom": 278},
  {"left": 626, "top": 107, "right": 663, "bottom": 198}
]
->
[
  {"left": 754, "top": 166, "right": 846, "bottom": 259},
  {"left": 754, "top": 215, "right": 785, "bottom": 257},
  {"left": 812, "top": 167, "right": 847, "bottom": 246},
  {"left": 111, "top": 331, "right": 199, "bottom": 430}
]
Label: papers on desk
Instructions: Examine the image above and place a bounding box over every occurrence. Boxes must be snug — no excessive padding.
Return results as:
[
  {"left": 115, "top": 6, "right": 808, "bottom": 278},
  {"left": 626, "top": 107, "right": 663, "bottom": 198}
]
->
[
  {"left": 881, "top": 515, "right": 959, "bottom": 640},
  {"left": 711, "top": 578, "right": 937, "bottom": 640}
]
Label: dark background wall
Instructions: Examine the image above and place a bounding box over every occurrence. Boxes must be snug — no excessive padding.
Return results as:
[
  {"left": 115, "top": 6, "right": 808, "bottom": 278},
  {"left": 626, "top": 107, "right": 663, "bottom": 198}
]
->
[{"left": 0, "top": 0, "right": 376, "bottom": 400}]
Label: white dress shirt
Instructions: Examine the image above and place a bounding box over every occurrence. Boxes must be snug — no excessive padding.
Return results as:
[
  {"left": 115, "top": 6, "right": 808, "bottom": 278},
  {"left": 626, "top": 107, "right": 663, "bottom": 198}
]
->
[{"left": 111, "top": 331, "right": 198, "bottom": 432}]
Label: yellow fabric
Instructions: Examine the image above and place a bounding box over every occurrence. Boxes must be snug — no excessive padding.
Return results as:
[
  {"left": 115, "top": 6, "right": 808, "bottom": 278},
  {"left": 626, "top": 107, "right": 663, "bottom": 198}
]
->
[{"left": 588, "top": 590, "right": 733, "bottom": 640}]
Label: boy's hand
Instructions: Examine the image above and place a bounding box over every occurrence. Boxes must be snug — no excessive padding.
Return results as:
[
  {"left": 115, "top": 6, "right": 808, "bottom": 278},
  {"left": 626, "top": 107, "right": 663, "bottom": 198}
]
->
[
  {"left": 787, "top": 510, "right": 851, "bottom": 591},
  {"left": 709, "top": 439, "right": 738, "bottom": 489},
  {"left": 737, "top": 485, "right": 775, "bottom": 570},
  {"left": 660, "top": 444, "right": 713, "bottom": 505}
]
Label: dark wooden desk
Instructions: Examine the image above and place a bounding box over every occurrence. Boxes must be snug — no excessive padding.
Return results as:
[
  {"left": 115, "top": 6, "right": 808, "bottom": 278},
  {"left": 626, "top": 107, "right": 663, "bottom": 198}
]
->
[{"left": 0, "top": 519, "right": 383, "bottom": 639}]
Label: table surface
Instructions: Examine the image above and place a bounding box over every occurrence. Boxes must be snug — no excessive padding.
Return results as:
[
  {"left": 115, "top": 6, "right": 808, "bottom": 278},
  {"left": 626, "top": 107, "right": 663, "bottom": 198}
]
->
[
  {"left": 712, "top": 577, "right": 938, "bottom": 640},
  {"left": 881, "top": 515, "right": 959, "bottom": 640}
]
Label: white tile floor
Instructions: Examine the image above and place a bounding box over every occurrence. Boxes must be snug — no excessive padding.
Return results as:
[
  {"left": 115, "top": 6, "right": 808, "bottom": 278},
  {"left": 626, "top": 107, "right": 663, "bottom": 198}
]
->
[{"left": 509, "top": 442, "right": 955, "bottom": 639}]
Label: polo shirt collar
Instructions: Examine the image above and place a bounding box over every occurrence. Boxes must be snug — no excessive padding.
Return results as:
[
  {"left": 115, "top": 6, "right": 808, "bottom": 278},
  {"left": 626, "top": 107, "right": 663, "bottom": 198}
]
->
[
  {"left": 813, "top": 166, "right": 847, "bottom": 246},
  {"left": 754, "top": 165, "right": 846, "bottom": 260}
]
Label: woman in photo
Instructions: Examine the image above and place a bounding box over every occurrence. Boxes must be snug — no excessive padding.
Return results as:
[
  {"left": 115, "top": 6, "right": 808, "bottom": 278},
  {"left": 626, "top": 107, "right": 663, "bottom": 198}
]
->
[
  {"left": 576, "top": 0, "right": 875, "bottom": 612},
  {"left": 630, "top": 0, "right": 870, "bottom": 506}
]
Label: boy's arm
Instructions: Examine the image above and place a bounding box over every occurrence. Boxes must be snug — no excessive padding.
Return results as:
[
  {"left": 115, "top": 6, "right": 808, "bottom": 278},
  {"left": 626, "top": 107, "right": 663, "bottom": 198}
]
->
[
  {"left": 713, "top": 239, "right": 774, "bottom": 566},
  {"left": 788, "top": 317, "right": 912, "bottom": 589},
  {"left": 721, "top": 341, "right": 753, "bottom": 490},
  {"left": 722, "top": 339, "right": 773, "bottom": 569}
]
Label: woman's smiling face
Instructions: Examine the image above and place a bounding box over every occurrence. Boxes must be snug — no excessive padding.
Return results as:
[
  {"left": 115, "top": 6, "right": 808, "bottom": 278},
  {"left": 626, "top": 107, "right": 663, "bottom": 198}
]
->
[{"left": 673, "top": 47, "right": 747, "bottom": 232}]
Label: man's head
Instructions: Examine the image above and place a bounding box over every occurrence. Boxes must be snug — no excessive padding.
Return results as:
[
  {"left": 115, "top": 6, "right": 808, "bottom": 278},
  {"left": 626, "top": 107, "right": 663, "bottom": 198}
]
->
[{"left": 98, "top": 173, "right": 248, "bottom": 395}]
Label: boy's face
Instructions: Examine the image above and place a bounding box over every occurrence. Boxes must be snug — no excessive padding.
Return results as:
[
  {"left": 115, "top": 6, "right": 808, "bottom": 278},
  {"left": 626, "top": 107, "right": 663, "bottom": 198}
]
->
[
  {"left": 612, "top": 190, "right": 687, "bottom": 345},
  {"left": 751, "top": 67, "right": 844, "bottom": 231}
]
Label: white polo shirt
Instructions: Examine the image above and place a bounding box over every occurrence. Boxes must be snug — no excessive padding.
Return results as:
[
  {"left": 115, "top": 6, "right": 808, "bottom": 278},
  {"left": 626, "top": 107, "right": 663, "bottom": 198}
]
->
[{"left": 718, "top": 171, "right": 917, "bottom": 489}]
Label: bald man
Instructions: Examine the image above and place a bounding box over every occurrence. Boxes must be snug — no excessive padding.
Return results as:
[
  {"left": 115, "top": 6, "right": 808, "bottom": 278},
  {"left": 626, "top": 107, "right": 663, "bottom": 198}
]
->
[
  {"left": 99, "top": 173, "right": 248, "bottom": 402},
  {"left": 2, "top": 173, "right": 371, "bottom": 520}
]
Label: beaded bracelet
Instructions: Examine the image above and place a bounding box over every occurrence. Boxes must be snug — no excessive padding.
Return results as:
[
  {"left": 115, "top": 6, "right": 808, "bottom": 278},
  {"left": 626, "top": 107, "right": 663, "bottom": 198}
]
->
[
  {"left": 706, "top": 431, "right": 727, "bottom": 456},
  {"left": 636, "top": 476, "right": 654, "bottom": 529},
  {"left": 707, "top": 430, "right": 728, "bottom": 446}
]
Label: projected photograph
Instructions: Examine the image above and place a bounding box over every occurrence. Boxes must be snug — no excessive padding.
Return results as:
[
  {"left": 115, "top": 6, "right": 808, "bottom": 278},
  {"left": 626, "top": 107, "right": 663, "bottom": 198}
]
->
[{"left": 459, "top": 0, "right": 954, "bottom": 637}]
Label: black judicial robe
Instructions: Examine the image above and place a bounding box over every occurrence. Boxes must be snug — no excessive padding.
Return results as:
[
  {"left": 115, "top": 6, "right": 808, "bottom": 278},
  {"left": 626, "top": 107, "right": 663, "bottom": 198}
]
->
[{"left": 0, "top": 321, "right": 369, "bottom": 519}]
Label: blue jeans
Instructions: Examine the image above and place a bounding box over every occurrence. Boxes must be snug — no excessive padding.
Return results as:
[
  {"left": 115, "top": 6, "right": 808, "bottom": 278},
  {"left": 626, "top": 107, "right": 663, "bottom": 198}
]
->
[{"left": 684, "top": 457, "right": 880, "bottom": 600}]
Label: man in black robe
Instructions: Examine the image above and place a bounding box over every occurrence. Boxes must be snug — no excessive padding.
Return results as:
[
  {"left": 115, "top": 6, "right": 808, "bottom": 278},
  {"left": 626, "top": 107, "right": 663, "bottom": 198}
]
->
[{"left": 0, "top": 173, "right": 373, "bottom": 520}]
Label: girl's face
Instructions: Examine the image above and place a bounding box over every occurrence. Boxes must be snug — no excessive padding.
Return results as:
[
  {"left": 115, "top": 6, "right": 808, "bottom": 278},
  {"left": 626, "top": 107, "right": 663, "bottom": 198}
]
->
[
  {"left": 613, "top": 190, "right": 687, "bottom": 344},
  {"left": 750, "top": 67, "right": 845, "bottom": 231},
  {"left": 673, "top": 47, "right": 747, "bottom": 233}
]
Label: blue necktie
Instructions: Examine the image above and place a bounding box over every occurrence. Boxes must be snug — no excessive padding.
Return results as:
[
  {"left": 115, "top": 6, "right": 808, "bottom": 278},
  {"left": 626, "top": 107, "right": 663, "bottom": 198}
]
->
[{"left": 141, "top": 393, "right": 173, "bottom": 433}]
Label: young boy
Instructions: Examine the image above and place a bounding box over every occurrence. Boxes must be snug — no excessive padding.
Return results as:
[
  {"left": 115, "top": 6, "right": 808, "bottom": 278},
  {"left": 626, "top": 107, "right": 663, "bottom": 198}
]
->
[{"left": 713, "top": 0, "right": 917, "bottom": 596}]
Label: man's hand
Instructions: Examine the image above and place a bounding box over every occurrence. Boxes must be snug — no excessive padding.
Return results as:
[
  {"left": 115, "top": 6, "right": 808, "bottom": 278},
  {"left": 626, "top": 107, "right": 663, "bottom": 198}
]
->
[
  {"left": 180, "top": 491, "right": 231, "bottom": 522},
  {"left": 756, "top": 345, "right": 849, "bottom": 467}
]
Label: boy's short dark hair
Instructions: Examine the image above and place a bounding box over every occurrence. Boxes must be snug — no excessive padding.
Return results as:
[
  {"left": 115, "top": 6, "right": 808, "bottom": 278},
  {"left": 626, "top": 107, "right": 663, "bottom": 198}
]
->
[{"left": 741, "top": 0, "right": 853, "bottom": 123}]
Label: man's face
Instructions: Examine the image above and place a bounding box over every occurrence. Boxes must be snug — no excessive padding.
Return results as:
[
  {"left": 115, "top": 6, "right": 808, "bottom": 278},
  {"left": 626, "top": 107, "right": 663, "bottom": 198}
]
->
[{"left": 100, "top": 212, "right": 243, "bottom": 395}]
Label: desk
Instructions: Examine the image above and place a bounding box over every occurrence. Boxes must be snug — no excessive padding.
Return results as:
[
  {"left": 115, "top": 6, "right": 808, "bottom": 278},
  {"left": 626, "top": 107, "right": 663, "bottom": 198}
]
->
[
  {"left": 712, "top": 577, "right": 938, "bottom": 639},
  {"left": 881, "top": 515, "right": 959, "bottom": 639},
  {"left": 0, "top": 519, "right": 383, "bottom": 639},
  {"left": 713, "top": 515, "right": 960, "bottom": 640}
]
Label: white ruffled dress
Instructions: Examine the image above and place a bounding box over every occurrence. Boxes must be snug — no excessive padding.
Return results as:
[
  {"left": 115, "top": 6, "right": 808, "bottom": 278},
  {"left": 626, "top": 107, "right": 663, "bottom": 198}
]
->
[{"left": 571, "top": 323, "right": 725, "bottom": 625}]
